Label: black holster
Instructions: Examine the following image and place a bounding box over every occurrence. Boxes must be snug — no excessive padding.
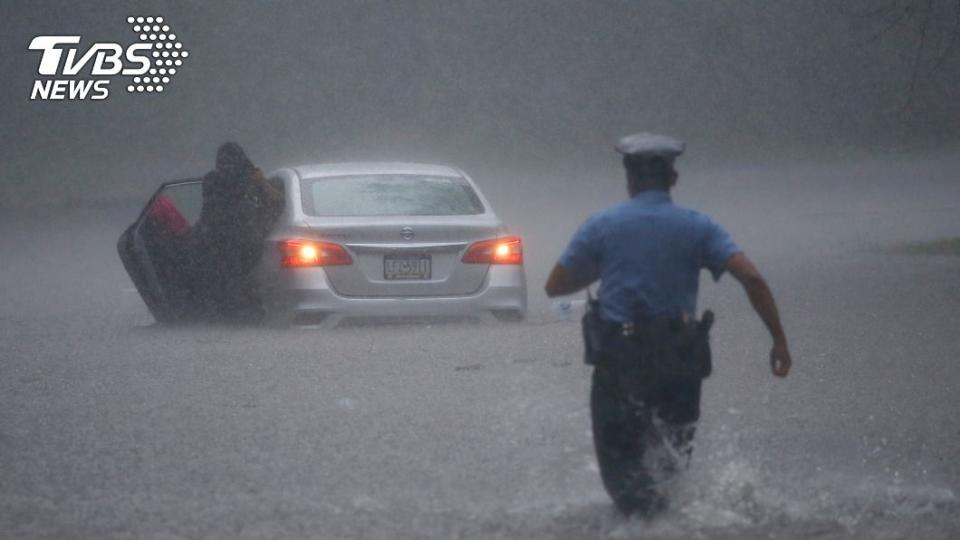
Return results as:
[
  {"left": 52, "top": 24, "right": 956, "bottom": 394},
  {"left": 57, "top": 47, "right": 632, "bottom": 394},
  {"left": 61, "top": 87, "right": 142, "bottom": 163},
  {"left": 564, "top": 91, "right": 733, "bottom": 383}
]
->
[{"left": 582, "top": 296, "right": 605, "bottom": 366}]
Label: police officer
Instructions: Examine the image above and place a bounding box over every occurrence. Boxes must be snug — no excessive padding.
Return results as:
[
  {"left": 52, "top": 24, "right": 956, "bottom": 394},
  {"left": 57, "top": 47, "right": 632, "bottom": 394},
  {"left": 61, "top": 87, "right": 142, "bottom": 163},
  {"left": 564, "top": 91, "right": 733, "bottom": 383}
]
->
[{"left": 545, "top": 133, "right": 792, "bottom": 517}]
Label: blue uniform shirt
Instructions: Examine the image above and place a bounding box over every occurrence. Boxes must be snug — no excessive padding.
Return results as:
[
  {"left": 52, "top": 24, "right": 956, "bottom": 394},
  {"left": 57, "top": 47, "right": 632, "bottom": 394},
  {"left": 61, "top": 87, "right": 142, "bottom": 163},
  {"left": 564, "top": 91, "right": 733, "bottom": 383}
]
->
[{"left": 558, "top": 191, "right": 740, "bottom": 322}]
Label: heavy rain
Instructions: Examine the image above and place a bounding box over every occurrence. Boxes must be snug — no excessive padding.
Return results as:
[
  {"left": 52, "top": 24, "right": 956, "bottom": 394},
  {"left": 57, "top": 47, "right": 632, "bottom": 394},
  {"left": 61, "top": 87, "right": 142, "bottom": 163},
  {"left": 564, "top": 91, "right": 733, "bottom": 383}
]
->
[{"left": 1, "top": 1, "right": 959, "bottom": 538}]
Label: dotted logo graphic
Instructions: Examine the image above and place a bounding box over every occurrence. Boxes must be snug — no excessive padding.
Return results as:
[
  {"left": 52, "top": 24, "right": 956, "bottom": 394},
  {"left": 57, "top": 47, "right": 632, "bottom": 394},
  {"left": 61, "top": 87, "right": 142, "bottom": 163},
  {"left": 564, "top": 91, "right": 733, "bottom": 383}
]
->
[{"left": 125, "top": 16, "right": 188, "bottom": 94}]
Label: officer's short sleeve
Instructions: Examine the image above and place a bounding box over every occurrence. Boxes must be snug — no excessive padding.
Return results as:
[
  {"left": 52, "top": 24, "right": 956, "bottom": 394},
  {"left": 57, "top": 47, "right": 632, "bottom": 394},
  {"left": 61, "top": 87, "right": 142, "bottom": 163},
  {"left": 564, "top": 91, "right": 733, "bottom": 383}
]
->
[
  {"left": 702, "top": 216, "right": 741, "bottom": 281},
  {"left": 558, "top": 215, "right": 603, "bottom": 287}
]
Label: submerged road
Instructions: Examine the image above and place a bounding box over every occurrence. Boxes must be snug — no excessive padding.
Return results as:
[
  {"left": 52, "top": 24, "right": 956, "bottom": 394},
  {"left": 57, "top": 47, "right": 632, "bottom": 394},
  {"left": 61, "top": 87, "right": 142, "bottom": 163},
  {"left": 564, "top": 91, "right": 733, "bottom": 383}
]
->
[{"left": 2, "top": 157, "right": 959, "bottom": 538}]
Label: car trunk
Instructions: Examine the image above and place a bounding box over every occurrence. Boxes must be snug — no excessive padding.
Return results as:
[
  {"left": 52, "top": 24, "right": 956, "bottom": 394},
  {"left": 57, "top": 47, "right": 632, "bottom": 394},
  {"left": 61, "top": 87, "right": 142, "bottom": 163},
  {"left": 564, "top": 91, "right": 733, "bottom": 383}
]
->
[{"left": 305, "top": 215, "right": 501, "bottom": 297}]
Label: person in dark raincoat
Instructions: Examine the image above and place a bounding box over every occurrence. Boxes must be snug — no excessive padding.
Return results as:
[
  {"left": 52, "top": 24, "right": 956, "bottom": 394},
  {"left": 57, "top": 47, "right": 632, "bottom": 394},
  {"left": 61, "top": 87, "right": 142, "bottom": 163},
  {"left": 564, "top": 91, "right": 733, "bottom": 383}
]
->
[{"left": 193, "top": 142, "right": 283, "bottom": 322}]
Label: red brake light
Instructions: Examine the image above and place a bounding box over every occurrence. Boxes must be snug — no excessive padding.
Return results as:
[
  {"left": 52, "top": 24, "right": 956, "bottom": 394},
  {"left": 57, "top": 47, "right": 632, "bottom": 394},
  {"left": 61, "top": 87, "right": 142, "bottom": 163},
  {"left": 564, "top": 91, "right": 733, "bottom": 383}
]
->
[
  {"left": 462, "top": 236, "right": 523, "bottom": 265},
  {"left": 280, "top": 239, "right": 352, "bottom": 268}
]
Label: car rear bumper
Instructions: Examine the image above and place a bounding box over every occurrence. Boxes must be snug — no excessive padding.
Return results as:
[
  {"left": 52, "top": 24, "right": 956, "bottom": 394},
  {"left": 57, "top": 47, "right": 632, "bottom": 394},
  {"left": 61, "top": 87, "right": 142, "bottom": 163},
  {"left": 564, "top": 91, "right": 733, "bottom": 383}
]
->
[{"left": 263, "top": 265, "right": 527, "bottom": 322}]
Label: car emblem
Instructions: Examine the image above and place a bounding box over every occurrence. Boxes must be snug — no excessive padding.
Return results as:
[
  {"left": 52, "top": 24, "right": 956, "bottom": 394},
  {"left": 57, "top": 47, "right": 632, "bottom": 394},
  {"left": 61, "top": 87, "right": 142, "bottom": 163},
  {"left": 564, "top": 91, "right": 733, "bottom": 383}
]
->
[{"left": 401, "top": 226, "right": 415, "bottom": 240}]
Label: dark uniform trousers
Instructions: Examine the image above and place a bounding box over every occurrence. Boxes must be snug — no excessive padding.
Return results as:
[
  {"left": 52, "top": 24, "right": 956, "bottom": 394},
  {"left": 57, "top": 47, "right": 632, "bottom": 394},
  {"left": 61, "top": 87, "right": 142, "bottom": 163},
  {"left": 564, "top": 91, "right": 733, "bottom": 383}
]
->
[{"left": 589, "top": 330, "right": 703, "bottom": 515}]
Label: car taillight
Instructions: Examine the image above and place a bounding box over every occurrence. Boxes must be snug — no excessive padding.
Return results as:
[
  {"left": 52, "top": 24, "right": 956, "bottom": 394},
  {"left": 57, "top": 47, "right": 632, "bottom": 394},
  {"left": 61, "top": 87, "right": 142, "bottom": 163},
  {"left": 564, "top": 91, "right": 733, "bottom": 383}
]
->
[
  {"left": 279, "top": 239, "right": 352, "bottom": 268},
  {"left": 462, "top": 236, "right": 523, "bottom": 265}
]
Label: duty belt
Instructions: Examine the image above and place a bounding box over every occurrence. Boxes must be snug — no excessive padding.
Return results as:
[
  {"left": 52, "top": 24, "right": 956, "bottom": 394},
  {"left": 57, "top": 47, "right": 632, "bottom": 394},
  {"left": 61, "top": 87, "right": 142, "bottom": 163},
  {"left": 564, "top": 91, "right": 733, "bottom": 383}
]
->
[{"left": 604, "top": 310, "right": 714, "bottom": 338}]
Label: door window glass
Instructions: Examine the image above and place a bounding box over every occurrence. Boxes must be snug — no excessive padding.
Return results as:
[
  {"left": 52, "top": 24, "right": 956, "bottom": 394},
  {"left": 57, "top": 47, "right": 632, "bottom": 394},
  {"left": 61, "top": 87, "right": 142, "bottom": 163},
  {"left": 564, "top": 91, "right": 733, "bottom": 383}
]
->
[{"left": 145, "top": 182, "right": 203, "bottom": 235}]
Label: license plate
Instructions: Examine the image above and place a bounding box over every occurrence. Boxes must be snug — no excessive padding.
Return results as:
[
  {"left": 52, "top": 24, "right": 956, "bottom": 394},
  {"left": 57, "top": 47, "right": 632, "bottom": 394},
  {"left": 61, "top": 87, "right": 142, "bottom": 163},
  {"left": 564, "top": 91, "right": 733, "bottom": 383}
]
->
[{"left": 384, "top": 253, "right": 431, "bottom": 280}]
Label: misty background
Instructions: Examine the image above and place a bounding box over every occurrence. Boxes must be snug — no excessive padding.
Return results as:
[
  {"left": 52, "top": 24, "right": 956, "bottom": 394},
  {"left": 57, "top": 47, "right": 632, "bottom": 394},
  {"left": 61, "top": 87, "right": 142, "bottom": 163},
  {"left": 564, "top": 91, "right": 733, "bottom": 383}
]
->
[{"left": 1, "top": 0, "right": 959, "bottom": 210}]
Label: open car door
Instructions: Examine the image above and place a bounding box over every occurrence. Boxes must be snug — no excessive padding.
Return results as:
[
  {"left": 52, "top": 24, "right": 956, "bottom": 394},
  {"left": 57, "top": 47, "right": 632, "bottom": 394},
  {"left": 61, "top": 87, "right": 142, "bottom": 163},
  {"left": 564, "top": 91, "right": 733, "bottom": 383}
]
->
[{"left": 117, "top": 179, "right": 203, "bottom": 323}]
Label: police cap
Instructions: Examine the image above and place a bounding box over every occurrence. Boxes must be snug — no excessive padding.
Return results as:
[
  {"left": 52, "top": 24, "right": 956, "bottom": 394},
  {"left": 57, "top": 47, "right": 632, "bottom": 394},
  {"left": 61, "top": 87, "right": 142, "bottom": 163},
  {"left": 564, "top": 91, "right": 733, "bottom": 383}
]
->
[{"left": 614, "top": 132, "right": 685, "bottom": 159}]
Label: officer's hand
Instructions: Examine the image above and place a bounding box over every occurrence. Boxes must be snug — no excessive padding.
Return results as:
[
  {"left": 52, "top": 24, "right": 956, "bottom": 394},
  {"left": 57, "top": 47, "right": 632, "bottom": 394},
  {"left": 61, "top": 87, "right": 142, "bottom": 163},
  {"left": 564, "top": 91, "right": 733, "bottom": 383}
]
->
[{"left": 770, "top": 340, "right": 791, "bottom": 377}]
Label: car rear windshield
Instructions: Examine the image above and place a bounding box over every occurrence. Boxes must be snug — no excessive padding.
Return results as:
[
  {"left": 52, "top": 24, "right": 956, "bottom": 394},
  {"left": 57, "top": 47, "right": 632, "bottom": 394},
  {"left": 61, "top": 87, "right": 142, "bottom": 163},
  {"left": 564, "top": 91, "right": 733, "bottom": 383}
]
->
[{"left": 301, "top": 174, "right": 485, "bottom": 216}]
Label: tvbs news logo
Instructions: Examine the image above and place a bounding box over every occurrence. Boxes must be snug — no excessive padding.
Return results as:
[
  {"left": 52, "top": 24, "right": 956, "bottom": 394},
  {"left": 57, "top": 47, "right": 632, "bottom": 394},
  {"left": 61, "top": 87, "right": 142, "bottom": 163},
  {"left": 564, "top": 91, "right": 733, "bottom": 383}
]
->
[{"left": 28, "top": 16, "right": 189, "bottom": 100}]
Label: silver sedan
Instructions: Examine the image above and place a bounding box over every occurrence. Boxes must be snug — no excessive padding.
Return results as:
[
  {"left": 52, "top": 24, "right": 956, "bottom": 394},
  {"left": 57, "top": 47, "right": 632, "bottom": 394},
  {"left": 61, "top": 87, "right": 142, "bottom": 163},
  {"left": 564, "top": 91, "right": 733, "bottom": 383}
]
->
[{"left": 118, "top": 162, "right": 527, "bottom": 325}]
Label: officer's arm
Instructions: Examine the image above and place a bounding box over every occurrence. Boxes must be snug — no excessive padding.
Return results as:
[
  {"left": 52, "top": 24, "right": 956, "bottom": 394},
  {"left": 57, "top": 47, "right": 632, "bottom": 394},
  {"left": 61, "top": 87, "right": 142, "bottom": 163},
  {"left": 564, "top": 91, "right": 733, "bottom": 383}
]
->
[
  {"left": 726, "top": 253, "right": 792, "bottom": 377},
  {"left": 544, "top": 264, "right": 582, "bottom": 297},
  {"left": 547, "top": 215, "right": 600, "bottom": 297}
]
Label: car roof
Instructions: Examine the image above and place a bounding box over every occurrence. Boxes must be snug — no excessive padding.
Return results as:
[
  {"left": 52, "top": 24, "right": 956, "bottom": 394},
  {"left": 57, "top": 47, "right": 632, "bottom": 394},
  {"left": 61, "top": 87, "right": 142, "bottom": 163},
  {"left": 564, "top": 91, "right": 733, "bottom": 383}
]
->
[{"left": 291, "top": 162, "right": 463, "bottom": 179}]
